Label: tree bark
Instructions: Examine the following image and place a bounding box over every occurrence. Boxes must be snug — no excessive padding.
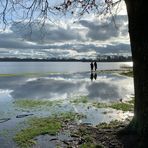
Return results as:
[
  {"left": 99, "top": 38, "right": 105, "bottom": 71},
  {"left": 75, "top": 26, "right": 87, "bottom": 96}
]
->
[{"left": 125, "top": 0, "right": 148, "bottom": 135}]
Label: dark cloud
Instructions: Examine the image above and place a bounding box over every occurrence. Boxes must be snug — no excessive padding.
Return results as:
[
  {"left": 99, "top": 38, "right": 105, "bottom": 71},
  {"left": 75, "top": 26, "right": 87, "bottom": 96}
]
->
[
  {"left": 73, "top": 43, "right": 130, "bottom": 53},
  {"left": 79, "top": 15, "right": 128, "bottom": 41},
  {"left": 10, "top": 22, "right": 82, "bottom": 43},
  {"left": 0, "top": 42, "right": 131, "bottom": 59},
  {"left": 0, "top": 34, "right": 31, "bottom": 49}
]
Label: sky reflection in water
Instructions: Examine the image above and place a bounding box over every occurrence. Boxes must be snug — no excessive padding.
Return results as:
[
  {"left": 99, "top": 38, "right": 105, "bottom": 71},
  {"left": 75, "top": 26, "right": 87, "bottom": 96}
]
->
[
  {"left": 0, "top": 62, "right": 134, "bottom": 147},
  {"left": 7, "top": 71, "right": 134, "bottom": 102}
]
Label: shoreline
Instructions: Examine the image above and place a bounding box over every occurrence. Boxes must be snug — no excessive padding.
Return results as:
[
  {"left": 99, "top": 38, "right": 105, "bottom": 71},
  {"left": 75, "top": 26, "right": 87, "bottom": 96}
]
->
[{"left": 0, "top": 58, "right": 132, "bottom": 62}]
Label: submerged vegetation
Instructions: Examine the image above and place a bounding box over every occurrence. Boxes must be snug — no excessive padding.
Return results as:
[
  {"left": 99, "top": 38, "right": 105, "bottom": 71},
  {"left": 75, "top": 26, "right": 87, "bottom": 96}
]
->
[
  {"left": 94, "top": 98, "right": 134, "bottom": 112},
  {"left": 70, "top": 96, "right": 88, "bottom": 104},
  {"left": 0, "top": 72, "right": 64, "bottom": 77},
  {"left": 93, "top": 102, "right": 108, "bottom": 108},
  {"left": 80, "top": 143, "right": 104, "bottom": 148},
  {"left": 96, "top": 120, "right": 123, "bottom": 129},
  {"left": 0, "top": 74, "right": 18, "bottom": 77},
  {"left": 109, "top": 102, "right": 134, "bottom": 112},
  {"left": 14, "top": 99, "right": 62, "bottom": 109},
  {"left": 14, "top": 117, "right": 62, "bottom": 147},
  {"left": 120, "top": 71, "right": 133, "bottom": 77},
  {"left": 70, "top": 96, "right": 134, "bottom": 112},
  {"left": 71, "top": 120, "right": 127, "bottom": 148},
  {"left": 14, "top": 112, "right": 86, "bottom": 147},
  {"left": 14, "top": 96, "right": 134, "bottom": 112}
]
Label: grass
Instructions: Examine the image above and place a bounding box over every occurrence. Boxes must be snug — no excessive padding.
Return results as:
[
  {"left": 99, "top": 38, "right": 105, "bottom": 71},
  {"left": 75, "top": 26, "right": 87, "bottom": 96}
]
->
[
  {"left": 14, "top": 99, "right": 62, "bottom": 109},
  {"left": 127, "top": 97, "right": 134, "bottom": 104},
  {"left": 81, "top": 143, "right": 104, "bottom": 148},
  {"left": 14, "top": 117, "right": 62, "bottom": 147},
  {"left": 0, "top": 129, "right": 9, "bottom": 137},
  {"left": 13, "top": 112, "right": 85, "bottom": 147},
  {"left": 72, "top": 119, "right": 126, "bottom": 148},
  {"left": 73, "top": 122, "right": 105, "bottom": 148},
  {"left": 96, "top": 120, "right": 123, "bottom": 129},
  {"left": 53, "top": 112, "right": 86, "bottom": 122},
  {"left": 0, "top": 73, "right": 40, "bottom": 77},
  {"left": 93, "top": 102, "right": 108, "bottom": 108},
  {"left": 0, "top": 74, "right": 18, "bottom": 77},
  {"left": 14, "top": 97, "right": 134, "bottom": 112},
  {"left": 0, "top": 72, "right": 67, "bottom": 77},
  {"left": 120, "top": 71, "right": 133, "bottom": 77},
  {"left": 70, "top": 96, "right": 88, "bottom": 104},
  {"left": 109, "top": 102, "right": 134, "bottom": 112},
  {"left": 93, "top": 99, "right": 134, "bottom": 112}
]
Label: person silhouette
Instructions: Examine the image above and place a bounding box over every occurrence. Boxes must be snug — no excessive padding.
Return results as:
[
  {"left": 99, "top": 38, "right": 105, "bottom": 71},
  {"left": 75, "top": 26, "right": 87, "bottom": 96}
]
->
[
  {"left": 90, "top": 62, "right": 94, "bottom": 71},
  {"left": 94, "top": 61, "right": 97, "bottom": 71}
]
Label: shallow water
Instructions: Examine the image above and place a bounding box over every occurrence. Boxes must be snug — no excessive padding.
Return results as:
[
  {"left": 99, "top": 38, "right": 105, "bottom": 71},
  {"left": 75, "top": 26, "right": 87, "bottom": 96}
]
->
[
  {"left": 0, "top": 62, "right": 134, "bottom": 147},
  {"left": 0, "top": 61, "right": 132, "bottom": 74}
]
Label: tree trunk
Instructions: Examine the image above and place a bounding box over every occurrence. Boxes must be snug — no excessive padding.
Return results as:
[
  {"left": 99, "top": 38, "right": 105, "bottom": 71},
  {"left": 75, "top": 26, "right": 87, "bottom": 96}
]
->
[{"left": 125, "top": 0, "right": 148, "bottom": 135}]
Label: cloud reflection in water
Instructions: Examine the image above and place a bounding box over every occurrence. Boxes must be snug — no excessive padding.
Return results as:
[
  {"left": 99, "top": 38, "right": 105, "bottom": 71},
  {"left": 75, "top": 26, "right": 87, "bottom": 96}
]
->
[{"left": 10, "top": 72, "right": 134, "bottom": 102}]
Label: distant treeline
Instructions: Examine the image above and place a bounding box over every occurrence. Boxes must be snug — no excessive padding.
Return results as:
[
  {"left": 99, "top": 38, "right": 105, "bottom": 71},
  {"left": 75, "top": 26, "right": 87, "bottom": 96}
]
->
[{"left": 0, "top": 56, "right": 132, "bottom": 62}]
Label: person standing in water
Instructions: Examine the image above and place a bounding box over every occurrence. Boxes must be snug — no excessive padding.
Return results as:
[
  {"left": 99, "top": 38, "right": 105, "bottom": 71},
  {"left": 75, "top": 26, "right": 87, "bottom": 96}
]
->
[
  {"left": 94, "top": 61, "right": 97, "bottom": 71},
  {"left": 90, "top": 62, "right": 93, "bottom": 71}
]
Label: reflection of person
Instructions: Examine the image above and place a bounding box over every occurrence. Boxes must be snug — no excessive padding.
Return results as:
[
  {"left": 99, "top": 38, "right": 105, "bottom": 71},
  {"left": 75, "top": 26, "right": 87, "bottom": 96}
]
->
[
  {"left": 90, "top": 62, "right": 94, "bottom": 71},
  {"left": 90, "top": 72, "right": 97, "bottom": 81},
  {"left": 94, "top": 72, "right": 97, "bottom": 80},
  {"left": 94, "top": 61, "right": 97, "bottom": 71},
  {"left": 90, "top": 72, "right": 93, "bottom": 81}
]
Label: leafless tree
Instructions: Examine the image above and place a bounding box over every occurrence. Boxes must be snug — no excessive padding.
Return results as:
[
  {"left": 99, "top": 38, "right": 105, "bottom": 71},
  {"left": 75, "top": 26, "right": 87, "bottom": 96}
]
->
[{"left": 0, "top": 0, "right": 122, "bottom": 29}]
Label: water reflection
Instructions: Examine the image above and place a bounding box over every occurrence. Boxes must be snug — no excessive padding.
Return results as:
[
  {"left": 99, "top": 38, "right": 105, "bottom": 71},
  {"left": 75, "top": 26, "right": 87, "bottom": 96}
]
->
[
  {"left": 90, "top": 72, "right": 97, "bottom": 81},
  {"left": 1, "top": 71, "right": 133, "bottom": 101}
]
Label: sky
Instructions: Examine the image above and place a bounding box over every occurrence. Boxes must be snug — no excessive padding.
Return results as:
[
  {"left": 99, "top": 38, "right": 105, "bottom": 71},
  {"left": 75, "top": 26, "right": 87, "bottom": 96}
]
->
[{"left": 0, "top": 0, "right": 131, "bottom": 60}]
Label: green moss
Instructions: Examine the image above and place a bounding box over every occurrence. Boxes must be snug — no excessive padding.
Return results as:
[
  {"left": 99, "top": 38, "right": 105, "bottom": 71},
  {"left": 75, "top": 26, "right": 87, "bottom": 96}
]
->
[
  {"left": 76, "top": 126, "right": 104, "bottom": 148},
  {"left": 14, "top": 99, "right": 62, "bottom": 109},
  {"left": 14, "top": 112, "right": 85, "bottom": 147},
  {"left": 81, "top": 143, "right": 104, "bottom": 148},
  {"left": 0, "top": 129, "right": 9, "bottom": 137},
  {"left": 0, "top": 72, "right": 62, "bottom": 77},
  {"left": 96, "top": 120, "right": 122, "bottom": 129},
  {"left": 0, "top": 73, "right": 39, "bottom": 77},
  {"left": 0, "top": 74, "right": 17, "bottom": 77},
  {"left": 93, "top": 100, "right": 134, "bottom": 112},
  {"left": 14, "top": 117, "right": 62, "bottom": 147},
  {"left": 93, "top": 102, "right": 108, "bottom": 108},
  {"left": 14, "top": 99, "right": 52, "bottom": 109},
  {"left": 120, "top": 71, "right": 133, "bottom": 77},
  {"left": 127, "top": 97, "right": 134, "bottom": 104},
  {"left": 127, "top": 100, "right": 134, "bottom": 104},
  {"left": 109, "top": 102, "right": 133, "bottom": 112},
  {"left": 54, "top": 112, "right": 86, "bottom": 121},
  {"left": 70, "top": 96, "right": 88, "bottom": 104}
]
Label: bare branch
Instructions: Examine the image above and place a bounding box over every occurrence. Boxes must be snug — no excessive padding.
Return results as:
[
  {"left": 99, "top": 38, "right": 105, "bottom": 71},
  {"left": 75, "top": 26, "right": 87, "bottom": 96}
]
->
[{"left": 0, "top": 0, "right": 123, "bottom": 30}]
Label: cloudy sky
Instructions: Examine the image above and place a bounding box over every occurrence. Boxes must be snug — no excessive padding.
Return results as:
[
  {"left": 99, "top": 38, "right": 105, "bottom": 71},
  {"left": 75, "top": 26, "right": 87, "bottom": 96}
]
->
[{"left": 0, "top": 1, "right": 131, "bottom": 60}]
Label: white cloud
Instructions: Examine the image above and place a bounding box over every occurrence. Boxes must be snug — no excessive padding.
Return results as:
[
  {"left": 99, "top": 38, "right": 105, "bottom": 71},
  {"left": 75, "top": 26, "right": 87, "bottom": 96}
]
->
[{"left": 0, "top": 6, "right": 131, "bottom": 60}]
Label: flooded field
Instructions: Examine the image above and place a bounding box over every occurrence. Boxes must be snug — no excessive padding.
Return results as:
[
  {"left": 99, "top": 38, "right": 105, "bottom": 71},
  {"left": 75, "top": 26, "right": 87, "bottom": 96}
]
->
[{"left": 0, "top": 62, "right": 134, "bottom": 147}]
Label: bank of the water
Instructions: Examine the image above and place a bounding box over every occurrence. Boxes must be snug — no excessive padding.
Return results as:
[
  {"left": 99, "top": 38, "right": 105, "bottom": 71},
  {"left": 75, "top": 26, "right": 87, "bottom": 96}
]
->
[{"left": 13, "top": 114, "right": 137, "bottom": 148}]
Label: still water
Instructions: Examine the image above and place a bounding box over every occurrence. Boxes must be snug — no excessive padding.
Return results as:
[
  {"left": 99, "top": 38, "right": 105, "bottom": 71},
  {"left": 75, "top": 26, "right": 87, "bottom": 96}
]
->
[
  {"left": 0, "top": 61, "right": 134, "bottom": 102},
  {"left": 0, "top": 61, "right": 134, "bottom": 147},
  {"left": 0, "top": 62, "right": 132, "bottom": 74}
]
